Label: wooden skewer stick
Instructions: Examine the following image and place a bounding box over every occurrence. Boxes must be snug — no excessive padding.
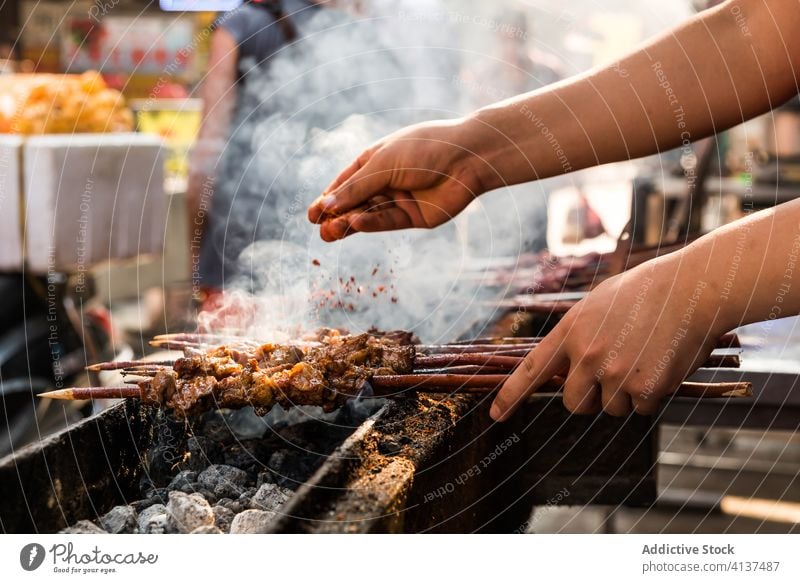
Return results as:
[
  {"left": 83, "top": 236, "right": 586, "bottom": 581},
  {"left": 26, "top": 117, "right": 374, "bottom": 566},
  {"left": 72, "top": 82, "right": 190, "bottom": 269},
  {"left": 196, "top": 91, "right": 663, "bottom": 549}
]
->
[
  {"left": 420, "top": 343, "right": 538, "bottom": 354},
  {"left": 148, "top": 339, "right": 208, "bottom": 351},
  {"left": 420, "top": 365, "right": 510, "bottom": 375},
  {"left": 415, "top": 351, "right": 738, "bottom": 371},
  {"left": 40, "top": 386, "right": 143, "bottom": 400},
  {"left": 414, "top": 354, "right": 523, "bottom": 370},
  {"left": 670, "top": 381, "right": 752, "bottom": 399},
  {"left": 87, "top": 360, "right": 176, "bottom": 372},
  {"left": 152, "top": 333, "right": 260, "bottom": 345},
  {"left": 38, "top": 379, "right": 752, "bottom": 403},
  {"left": 372, "top": 373, "right": 510, "bottom": 390},
  {"left": 452, "top": 332, "right": 741, "bottom": 350}
]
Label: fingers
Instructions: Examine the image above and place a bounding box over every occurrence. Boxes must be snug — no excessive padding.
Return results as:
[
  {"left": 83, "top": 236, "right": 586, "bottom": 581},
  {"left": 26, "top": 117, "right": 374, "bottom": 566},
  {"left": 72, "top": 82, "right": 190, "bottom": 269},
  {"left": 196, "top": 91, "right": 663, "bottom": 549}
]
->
[
  {"left": 490, "top": 333, "right": 568, "bottom": 422},
  {"left": 350, "top": 207, "right": 414, "bottom": 233},
  {"left": 630, "top": 393, "right": 660, "bottom": 416},
  {"left": 325, "top": 151, "right": 369, "bottom": 194},
  {"left": 561, "top": 368, "right": 602, "bottom": 415},
  {"left": 600, "top": 382, "right": 633, "bottom": 417},
  {"left": 319, "top": 207, "right": 414, "bottom": 241},
  {"left": 308, "top": 159, "right": 390, "bottom": 224},
  {"left": 308, "top": 150, "right": 373, "bottom": 223},
  {"left": 319, "top": 216, "right": 352, "bottom": 242},
  {"left": 317, "top": 192, "right": 423, "bottom": 241}
]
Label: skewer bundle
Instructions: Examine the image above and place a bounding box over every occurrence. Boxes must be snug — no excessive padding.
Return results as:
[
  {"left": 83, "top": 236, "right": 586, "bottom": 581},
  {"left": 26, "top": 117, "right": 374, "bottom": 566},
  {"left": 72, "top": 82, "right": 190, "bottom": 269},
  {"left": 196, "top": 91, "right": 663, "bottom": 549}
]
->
[{"left": 40, "top": 330, "right": 750, "bottom": 417}]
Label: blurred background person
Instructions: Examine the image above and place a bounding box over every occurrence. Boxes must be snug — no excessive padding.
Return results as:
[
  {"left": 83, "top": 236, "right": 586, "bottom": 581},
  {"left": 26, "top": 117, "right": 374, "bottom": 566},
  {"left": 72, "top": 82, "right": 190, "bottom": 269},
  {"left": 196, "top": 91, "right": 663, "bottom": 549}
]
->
[{"left": 188, "top": 0, "right": 328, "bottom": 308}]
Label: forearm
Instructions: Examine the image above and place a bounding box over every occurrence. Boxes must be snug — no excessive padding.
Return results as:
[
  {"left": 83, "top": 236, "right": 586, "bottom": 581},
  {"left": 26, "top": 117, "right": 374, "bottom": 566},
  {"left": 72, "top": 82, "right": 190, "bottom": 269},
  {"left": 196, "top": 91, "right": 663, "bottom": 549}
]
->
[
  {"left": 673, "top": 199, "right": 800, "bottom": 335},
  {"left": 466, "top": 0, "right": 800, "bottom": 191}
]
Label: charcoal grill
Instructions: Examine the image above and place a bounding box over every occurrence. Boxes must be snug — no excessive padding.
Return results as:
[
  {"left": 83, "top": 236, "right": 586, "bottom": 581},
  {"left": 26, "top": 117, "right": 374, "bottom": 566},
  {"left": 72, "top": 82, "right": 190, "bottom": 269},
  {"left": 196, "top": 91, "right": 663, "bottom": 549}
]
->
[
  {"left": 0, "top": 389, "right": 657, "bottom": 533},
  {"left": 3, "top": 346, "right": 793, "bottom": 533}
]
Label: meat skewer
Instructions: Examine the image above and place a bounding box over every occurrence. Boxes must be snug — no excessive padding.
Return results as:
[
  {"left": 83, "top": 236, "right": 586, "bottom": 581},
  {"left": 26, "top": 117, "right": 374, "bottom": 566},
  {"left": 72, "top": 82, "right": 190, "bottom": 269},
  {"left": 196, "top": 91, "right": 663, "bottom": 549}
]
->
[
  {"left": 450, "top": 332, "right": 741, "bottom": 349},
  {"left": 149, "top": 334, "right": 741, "bottom": 352},
  {"left": 413, "top": 354, "right": 523, "bottom": 370},
  {"left": 92, "top": 338, "right": 740, "bottom": 373},
  {"left": 39, "top": 379, "right": 752, "bottom": 401},
  {"left": 88, "top": 350, "right": 738, "bottom": 375},
  {"left": 48, "top": 331, "right": 747, "bottom": 418}
]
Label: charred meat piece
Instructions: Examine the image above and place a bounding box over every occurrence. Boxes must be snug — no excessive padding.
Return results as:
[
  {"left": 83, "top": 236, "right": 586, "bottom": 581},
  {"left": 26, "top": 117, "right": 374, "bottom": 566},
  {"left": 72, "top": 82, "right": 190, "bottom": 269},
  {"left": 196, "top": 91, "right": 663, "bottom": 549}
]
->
[{"left": 138, "top": 332, "right": 415, "bottom": 418}]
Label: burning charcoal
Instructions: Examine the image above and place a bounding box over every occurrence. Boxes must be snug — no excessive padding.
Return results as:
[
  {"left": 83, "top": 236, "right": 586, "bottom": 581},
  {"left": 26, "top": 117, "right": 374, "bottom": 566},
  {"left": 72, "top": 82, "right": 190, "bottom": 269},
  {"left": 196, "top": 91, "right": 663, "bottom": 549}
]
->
[
  {"left": 168, "top": 470, "right": 198, "bottom": 492},
  {"left": 267, "top": 450, "right": 289, "bottom": 474},
  {"left": 266, "top": 450, "right": 319, "bottom": 488},
  {"left": 190, "top": 525, "right": 222, "bottom": 534},
  {"left": 197, "top": 413, "right": 235, "bottom": 444},
  {"left": 99, "top": 506, "right": 138, "bottom": 534},
  {"left": 250, "top": 483, "right": 292, "bottom": 512},
  {"left": 59, "top": 520, "right": 106, "bottom": 534},
  {"left": 218, "top": 498, "right": 246, "bottom": 514},
  {"left": 196, "top": 488, "right": 217, "bottom": 503},
  {"left": 131, "top": 496, "right": 160, "bottom": 512},
  {"left": 198, "top": 464, "right": 250, "bottom": 499},
  {"left": 186, "top": 436, "right": 222, "bottom": 471},
  {"left": 222, "top": 443, "right": 262, "bottom": 472},
  {"left": 256, "top": 470, "right": 277, "bottom": 487},
  {"left": 212, "top": 506, "right": 235, "bottom": 533},
  {"left": 226, "top": 409, "right": 268, "bottom": 439},
  {"left": 166, "top": 491, "right": 215, "bottom": 534},
  {"left": 137, "top": 504, "right": 169, "bottom": 534},
  {"left": 139, "top": 476, "right": 169, "bottom": 502},
  {"left": 229, "top": 509, "right": 276, "bottom": 534},
  {"left": 237, "top": 487, "right": 257, "bottom": 507},
  {"left": 133, "top": 493, "right": 169, "bottom": 512}
]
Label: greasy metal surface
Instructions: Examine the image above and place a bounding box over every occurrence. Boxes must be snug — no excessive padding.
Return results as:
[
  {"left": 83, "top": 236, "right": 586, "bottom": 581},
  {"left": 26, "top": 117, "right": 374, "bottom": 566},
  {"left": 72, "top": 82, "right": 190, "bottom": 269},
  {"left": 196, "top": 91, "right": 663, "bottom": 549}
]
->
[
  {"left": 269, "top": 393, "right": 658, "bottom": 533},
  {"left": 2, "top": 393, "right": 658, "bottom": 534},
  {"left": 664, "top": 369, "right": 800, "bottom": 430},
  {"left": 268, "top": 395, "right": 474, "bottom": 533}
]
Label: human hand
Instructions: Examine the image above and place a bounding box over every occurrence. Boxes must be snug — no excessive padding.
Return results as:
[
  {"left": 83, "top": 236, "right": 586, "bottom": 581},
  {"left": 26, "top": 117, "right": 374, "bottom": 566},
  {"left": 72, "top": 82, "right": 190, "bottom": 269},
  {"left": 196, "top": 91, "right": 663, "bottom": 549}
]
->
[
  {"left": 490, "top": 252, "right": 727, "bottom": 420},
  {"left": 307, "top": 118, "right": 491, "bottom": 241}
]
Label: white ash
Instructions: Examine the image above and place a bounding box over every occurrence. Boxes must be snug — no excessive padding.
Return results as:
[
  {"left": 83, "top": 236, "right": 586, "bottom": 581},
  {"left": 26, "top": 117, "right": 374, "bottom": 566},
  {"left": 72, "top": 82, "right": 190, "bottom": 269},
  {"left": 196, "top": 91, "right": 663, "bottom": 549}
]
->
[
  {"left": 99, "top": 505, "right": 138, "bottom": 534},
  {"left": 197, "top": 464, "right": 250, "bottom": 499},
  {"left": 229, "top": 509, "right": 277, "bottom": 534},
  {"left": 250, "top": 483, "right": 292, "bottom": 512},
  {"left": 137, "top": 504, "right": 169, "bottom": 534},
  {"left": 212, "top": 505, "right": 236, "bottom": 533},
  {"left": 166, "top": 491, "right": 215, "bottom": 534}
]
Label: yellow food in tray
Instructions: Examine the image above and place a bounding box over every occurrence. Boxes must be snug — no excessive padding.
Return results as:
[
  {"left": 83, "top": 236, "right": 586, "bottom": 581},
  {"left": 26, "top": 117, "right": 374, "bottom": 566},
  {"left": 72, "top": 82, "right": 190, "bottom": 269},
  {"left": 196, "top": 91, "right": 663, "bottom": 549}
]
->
[{"left": 0, "top": 71, "right": 134, "bottom": 135}]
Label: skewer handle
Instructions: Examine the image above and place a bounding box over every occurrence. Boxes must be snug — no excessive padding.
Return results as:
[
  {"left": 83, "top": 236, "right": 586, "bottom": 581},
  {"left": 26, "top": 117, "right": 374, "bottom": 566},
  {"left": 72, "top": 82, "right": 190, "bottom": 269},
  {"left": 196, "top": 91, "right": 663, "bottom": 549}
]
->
[
  {"left": 39, "top": 387, "right": 143, "bottom": 400},
  {"left": 372, "top": 376, "right": 752, "bottom": 400}
]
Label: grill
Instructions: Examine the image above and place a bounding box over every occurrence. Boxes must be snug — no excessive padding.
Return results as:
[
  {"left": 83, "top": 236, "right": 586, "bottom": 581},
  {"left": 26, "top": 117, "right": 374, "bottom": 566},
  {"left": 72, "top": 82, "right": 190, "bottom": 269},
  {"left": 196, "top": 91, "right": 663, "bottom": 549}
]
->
[
  {"left": 0, "top": 391, "right": 657, "bottom": 533},
  {"left": 3, "top": 349, "right": 796, "bottom": 533}
]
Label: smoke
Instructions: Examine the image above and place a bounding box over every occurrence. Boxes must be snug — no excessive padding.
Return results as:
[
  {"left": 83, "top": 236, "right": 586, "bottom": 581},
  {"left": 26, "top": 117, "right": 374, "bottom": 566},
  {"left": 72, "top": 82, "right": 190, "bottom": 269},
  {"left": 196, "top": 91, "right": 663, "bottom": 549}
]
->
[{"left": 205, "top": 0, "right": 555, "bottom": 342}]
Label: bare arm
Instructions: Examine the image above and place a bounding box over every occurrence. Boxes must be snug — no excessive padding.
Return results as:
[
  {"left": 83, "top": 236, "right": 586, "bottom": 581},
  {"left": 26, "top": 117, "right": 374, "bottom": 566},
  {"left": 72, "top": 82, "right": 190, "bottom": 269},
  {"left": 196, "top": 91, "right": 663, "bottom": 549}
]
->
[
  {"left": 473, "top": 0, "right": 800, "bottom": 190},
  {"left": 492, "top": 197, "right": 800, "bottom": 420},
  {"left": 308, "top": 0, "right": 800, "bottom": 239}
]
